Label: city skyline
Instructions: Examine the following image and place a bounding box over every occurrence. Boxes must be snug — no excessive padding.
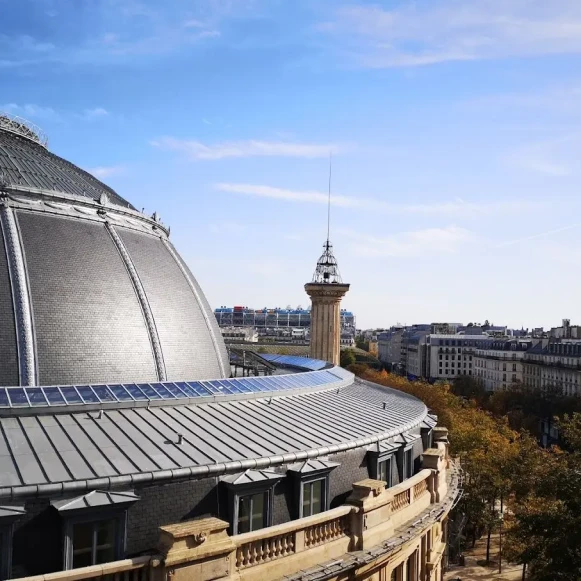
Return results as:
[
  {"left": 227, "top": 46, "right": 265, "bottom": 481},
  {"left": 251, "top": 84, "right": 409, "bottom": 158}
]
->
[{"left": 2, "top": 0, "right": 580, "bottom": 329}]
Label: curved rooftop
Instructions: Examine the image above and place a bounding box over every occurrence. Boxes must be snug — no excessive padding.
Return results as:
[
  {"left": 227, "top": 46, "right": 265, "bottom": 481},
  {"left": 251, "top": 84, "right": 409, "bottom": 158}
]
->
[
  {"left": 0, "top": 113, "right": 133, "bottom": 208},
  {"left": 0, "top": 115, "right": 229, "bottom": 387},
  {"left": 0, "top": 357, "right": 428, "bottom": 500}
]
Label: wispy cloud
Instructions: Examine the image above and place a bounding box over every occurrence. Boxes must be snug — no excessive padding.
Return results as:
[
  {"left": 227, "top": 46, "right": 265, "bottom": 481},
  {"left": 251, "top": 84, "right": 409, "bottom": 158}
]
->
[
  {"left": 152, "top": 138, "right": 341, "bottom": 160},
  {"left": 0, "top": 1, "right": 247, "bottom": 68},
  {"left": 87, "top": 165, "right": 126, "bottom": 179},
  {"left": 79, "top": 107, "right": 109, "bottom": 121},
  {"left": 496, "top": 224, "right": 580, "bottom": 248},
  {"left": 214, "top": 182, "right": 543, "bottom": 217},
  {"left": 319, "top": 0, "right": 581, "bottom": 68},
  {"left": 466, "top": 83, "right": 581, "bottom": 115},
  {"left": 1, "top": 103, "right": 112, "bottom": 124},
  {"left": 208, "top": 221, "right": 248, "bottom": 234},
  {"left": 505, "top": 134, "right": 580, "bottom": 176},
  {"left": 340, "top": 226, "right": 470, "bottom": 258},
  {"left": 0, "top": 103, "right": 59, "bottom": 121}
]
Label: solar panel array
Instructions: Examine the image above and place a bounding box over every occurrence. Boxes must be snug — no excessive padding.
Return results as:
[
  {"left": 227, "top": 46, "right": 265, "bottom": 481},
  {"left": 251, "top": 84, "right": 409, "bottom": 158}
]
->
[
  {"left": 259, "top": 354, "right": 328, "bottom": 371},
  {"left": 0, "top": 368, "right": 351, "bottom": 410}
]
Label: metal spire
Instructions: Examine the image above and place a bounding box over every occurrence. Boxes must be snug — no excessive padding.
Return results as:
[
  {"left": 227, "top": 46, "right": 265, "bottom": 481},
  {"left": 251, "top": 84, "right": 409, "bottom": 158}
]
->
[
  {"left": 327, "top": 152, "right": 332, "bottom": 243},
  {"left": 311, "top": 152, "right": 343, "bottom": 284}
]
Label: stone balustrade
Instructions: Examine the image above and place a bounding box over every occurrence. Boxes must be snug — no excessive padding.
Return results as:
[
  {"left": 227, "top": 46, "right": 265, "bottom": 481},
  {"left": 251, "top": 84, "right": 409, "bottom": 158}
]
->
[
  {"left": 12, "top": 439, "right": 452, "bottom": 581},
  {"left": 12, "top": 556, "right": 156, "bottom": 581}
]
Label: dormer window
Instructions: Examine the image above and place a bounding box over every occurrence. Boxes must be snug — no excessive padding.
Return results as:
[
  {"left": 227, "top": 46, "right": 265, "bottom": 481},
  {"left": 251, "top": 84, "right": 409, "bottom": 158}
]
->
[
  {"left": 52, "top": 490, "right": 138, "bottom": 570},
  {"left": 222, "top": 470, "right": 283, "bottom": 535},
  {"left": 287, "top": 460, "right": 339, "bottom": 519}
]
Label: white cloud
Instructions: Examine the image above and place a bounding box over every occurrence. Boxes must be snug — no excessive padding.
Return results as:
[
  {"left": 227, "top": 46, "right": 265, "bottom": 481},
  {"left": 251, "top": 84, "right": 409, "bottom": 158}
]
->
[
  {"left": 214, "top": 182, "right": 543, "bottom": 217},
  {"left": 1, "top": 103, "right": 59, "bottom": 121},
  {"left": 496, "top": 224, "right": 580, "bottom": 248},
  {"left": 319, "top": 0, "right": 581, "bottom": 68},
  {"left": 505, "top": 134, "right": 581, "bottom": 176},
  {"left": 152, "top": 137, "right": 341, "bottom": 160},
  {"left": 340, "top": 226, "right": 470, "bottom": 258},
  {"left": 80, "top": 107, "right": 109, "bottom": 121},
  {"left": 208, "top": 221, "right": 248, "bottom": 234},
  {"left": 1, "top": 103, "right": 111, "bottom": 123},
  {"left": 215, "top": 182, "right": 356, "bottom": 205},
  {"left": 466, "top": 83, "right": 581, "bottom": 115},
  {"left": 87, "top": 165, "right": 125, "bottom": 179}
]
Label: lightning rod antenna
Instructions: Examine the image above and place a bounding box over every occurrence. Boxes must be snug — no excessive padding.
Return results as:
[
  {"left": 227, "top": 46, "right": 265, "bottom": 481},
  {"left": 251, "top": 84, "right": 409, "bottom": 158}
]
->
[{"left": 327, "top": 152, "right": 332, "bottom": 243}]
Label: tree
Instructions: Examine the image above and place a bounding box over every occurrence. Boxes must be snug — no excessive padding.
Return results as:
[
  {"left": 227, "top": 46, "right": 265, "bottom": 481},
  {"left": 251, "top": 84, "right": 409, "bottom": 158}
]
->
[
  {"left": 505, "top": 414, "right": 581, "bottom": 580},
  {"left": 346, "top": 368, "right": 560, "bottom": 581},
  {"left": 452, "top": 376, "right": 487, "bottom": 403},
  {"left": 340, "top": 349, "right": 356, "bottom": 368}
]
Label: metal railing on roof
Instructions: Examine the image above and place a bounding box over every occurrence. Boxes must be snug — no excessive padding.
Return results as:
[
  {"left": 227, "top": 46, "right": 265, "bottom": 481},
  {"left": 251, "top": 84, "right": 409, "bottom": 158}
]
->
[{"left": 0, "top": 112, "right": 48, "bottom": 148}]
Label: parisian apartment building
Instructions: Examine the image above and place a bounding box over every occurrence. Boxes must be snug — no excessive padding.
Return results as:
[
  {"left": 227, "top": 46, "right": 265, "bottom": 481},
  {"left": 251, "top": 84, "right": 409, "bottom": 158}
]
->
[{"left": 378, "top": 319, "right": 581, "bottom": 395}]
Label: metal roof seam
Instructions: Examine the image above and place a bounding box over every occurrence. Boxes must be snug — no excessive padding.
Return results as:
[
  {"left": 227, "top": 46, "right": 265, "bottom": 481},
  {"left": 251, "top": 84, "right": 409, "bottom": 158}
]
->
[{"left": 0, "top": 410, "right": 427, "bottom": 500}]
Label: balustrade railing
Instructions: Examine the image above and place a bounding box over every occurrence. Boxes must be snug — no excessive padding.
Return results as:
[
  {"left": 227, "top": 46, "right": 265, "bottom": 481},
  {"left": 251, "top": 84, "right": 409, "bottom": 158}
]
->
[
  {"left": 236, "top": 531, "right": 296, "bottom": 569},
  {"left": 22, "top": 556, "right": 155, "bottom": 581},
  {"left": 11, "top": 462, "right": 444, "bottom": 581},
  {"left": 413, "top": 478, "right": 429, "bottom": 499},
  {"left": 392, "top": 488, "right": 410, "bottom": 512},
  {"left": 304, "top": 513, "right": 350, "bottom": 548}
]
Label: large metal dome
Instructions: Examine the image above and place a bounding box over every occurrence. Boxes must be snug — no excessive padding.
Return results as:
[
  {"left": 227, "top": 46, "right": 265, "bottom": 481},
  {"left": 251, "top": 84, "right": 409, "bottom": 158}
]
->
[{"left": 0, "top": 114, "right": 228, "bottom": 387}]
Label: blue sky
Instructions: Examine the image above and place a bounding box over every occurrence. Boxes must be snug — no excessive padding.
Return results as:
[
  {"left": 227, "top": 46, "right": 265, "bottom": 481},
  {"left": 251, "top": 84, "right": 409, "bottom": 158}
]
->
[{"left": 2, "top": 0, "right": 580, "bottom": 330}]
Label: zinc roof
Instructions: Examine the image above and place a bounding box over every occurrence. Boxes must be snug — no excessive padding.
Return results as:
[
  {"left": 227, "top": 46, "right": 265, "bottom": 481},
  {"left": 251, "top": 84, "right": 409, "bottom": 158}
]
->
[{"left": 0, "top": 379, "right": 426, "bottom": 501}]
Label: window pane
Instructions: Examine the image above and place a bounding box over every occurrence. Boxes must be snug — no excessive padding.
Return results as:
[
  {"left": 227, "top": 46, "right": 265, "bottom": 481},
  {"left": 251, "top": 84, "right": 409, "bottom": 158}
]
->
[
  {"left": 406, "top": 449, "right": 413, "bottom": 478},
  {"left": 311, "top": 480, "right": 323, "bottom": 515},
  {"left": 250, "top": 492, "right": 265, "bottom": 532},
  {"left": 302, "top": 482, "right": 311, "bottom": 516},
  {"left": 379, "top": 458, "right": 391, "bottom": 485},
  {"left": 72, "top": 522, "right": 94, "bottom": 568},
  {"left": 95, "top": 520, "right": 116, "bottom": 564},
  {"left": 238, "top": 495, "right": 251, "bottom": 534}
]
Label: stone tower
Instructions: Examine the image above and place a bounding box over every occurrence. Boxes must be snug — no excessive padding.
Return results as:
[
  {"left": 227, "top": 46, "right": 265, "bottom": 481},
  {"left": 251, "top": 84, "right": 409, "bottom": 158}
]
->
[{"left": 305, "top": 240, "right": 349, "bottom": 365}]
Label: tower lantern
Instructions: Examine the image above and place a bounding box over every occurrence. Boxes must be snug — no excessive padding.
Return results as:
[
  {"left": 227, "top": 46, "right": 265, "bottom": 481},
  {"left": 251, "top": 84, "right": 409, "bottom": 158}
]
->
[{"left": 304, "top": 157, "right": 349, "bottom": 365}]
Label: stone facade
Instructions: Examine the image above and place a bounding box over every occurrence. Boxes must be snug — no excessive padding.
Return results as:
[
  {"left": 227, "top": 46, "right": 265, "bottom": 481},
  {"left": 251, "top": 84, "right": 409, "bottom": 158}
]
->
[
  {"left": 25, "top": 436, "right": 455, "bottom": 581},
  {"left": 304, "top": 283, "right": 350, "bottom": 365}
]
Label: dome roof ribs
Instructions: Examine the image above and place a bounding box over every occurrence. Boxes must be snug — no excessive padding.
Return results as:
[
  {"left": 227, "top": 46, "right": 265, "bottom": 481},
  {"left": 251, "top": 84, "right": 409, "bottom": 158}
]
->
[
  {"left": 0, "top": 205, "right": 37, "bottom": 386},
  {"left": 106, "top": 223, "right": 167, "bottom": 381}
]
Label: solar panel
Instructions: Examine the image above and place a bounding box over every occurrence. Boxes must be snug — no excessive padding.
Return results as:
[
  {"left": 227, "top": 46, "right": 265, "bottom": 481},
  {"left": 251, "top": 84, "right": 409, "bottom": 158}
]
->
[
  {"left": 136, "top": 384, "right": 162, "bottom": 399},
  {"left": 164, "top": 382, "right": 189, "bottom": 398},
  {"left": 220, "top": 379, "right": 248, "bottom": 394},
  {"left": 60, "top": 386, "right": 83, "bottom": 404},
  {"left": 200, "top": 381, "right": 220, "bottom": 395},
  {"left": 244, "top": 377, "right": 267, "bottom": 392},
  {"left": 236, "top": 378, "right": 259, "bottom": 392},
  {"left": 0, "top": 354, "right": 349, "bottom": 410},
  {"left": 149, "top": 383, "right": 176, "bottom": 399},
  {"left": 77, "top": 386, "right": 99, "bottom": 404},
  {"left": 25, "top": 388, "right": 48, "bottom": 406},
  {"left": 91, "top": 385, "right": 116, "bottom": 403},
  {"left": 184, "top": 382, "right": 212, "bottom": 397},
  {"left": 7, "top": 388, "right": 28, "bottom": 406},
  {"left": 43, "top": 387, "right": 65, "bottom": 405},
  {"left": 124, "top": 384, "right": 148, "bottom": 400},
  {"left": 108, "top": 384, "right": 134, "bottom": 402}
]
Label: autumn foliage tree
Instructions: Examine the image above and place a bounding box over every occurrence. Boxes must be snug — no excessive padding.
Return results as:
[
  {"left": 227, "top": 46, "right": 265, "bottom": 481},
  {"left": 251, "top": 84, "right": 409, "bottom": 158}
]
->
[{"left": 349, "top": 366, "right": 576, "bottom": 580}]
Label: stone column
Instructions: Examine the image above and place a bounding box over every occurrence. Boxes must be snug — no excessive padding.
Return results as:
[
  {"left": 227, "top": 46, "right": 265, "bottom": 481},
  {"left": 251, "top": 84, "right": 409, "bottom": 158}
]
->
[{"left": 304, "top": 282, "right": 350, "bottom": 365}]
